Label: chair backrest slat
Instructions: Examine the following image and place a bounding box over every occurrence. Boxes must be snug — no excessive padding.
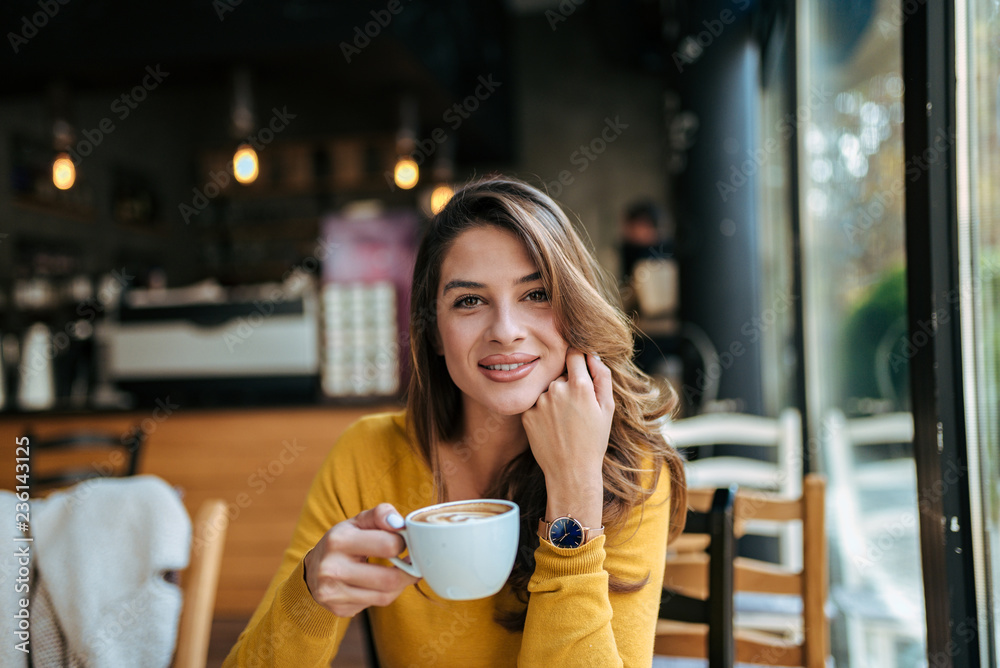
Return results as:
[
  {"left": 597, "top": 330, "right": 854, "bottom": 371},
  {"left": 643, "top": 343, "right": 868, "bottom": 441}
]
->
[
  {"left": 734, "top": 558, "right": 801, "bottom": 595},
  {"left": 23, "top": 425, "right": 146, "bottom": 493},
  {"left": 689, "top": 488, "right": 803, "bottom": 522},
  {"left": 666, "top": 413, "right": 783, "bottom": 447},
  {"left": 736, "top": 629, "right": 805, "bottom": 667}
]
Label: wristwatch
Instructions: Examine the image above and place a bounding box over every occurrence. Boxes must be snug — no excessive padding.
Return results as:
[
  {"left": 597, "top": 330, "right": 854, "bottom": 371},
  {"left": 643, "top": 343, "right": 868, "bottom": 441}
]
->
[{"left": 538, "top": 516, "right": 604, "bottom": 549}]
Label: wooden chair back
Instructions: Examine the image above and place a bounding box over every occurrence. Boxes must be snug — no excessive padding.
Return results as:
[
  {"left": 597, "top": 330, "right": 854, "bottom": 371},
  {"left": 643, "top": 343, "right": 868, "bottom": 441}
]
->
[
  {"left": 656, "top": 474, "right": 828, "bottom": 667},
  {"left": 173, "top": 499, "right": 229, "bottom": 668},
  {"left": 664, "top": 409, "right": 803, "bottom": 569},
  {"left": 23, "top": 425, "right": 146, "bottom": 493},
  {"left": 659, "top": 485, "right": 737, "bottom": 667}
]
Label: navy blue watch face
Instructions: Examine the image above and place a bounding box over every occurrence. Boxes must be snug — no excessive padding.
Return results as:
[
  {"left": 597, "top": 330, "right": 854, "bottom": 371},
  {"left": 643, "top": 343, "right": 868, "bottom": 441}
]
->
[{"left": 549, "top": 517, "right": 584, "bottom": 548}]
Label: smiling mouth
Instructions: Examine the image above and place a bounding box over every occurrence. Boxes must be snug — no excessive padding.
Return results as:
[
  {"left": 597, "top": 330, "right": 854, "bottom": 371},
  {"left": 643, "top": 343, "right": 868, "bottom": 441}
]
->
[{"left": 482, "top": 362, "right": 533, "bottom": 371}]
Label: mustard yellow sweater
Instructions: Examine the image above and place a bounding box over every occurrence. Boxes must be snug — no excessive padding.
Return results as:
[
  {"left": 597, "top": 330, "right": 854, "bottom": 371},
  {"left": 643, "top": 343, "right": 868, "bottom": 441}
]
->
[{"left": 224, "top": 411, "right": 671, "bottom": 668}]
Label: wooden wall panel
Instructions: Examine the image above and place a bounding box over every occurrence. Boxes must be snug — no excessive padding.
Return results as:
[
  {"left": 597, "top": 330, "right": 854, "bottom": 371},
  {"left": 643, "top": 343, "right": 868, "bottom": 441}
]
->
[{"left": 0, "top": 405, "right": 399, "bottom": 617}]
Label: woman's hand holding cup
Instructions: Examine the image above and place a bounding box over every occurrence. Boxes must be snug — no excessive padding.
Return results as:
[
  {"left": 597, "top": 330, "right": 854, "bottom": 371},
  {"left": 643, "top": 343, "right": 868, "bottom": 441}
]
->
[{"left": 303, "top": 503, "right": 419, "bottom": 618}]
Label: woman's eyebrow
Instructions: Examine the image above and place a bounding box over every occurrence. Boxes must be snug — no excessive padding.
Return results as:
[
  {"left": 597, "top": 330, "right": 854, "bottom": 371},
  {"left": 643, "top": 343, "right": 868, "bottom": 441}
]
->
[
  {"left": 442, "top": 272, "right": 541, "bottom": 295},
  {"left": 517, "top": 271, "right": 542, "bottom": 284},
  {"left": 442, "top": 279, "right": 485, "bottom": 294}
]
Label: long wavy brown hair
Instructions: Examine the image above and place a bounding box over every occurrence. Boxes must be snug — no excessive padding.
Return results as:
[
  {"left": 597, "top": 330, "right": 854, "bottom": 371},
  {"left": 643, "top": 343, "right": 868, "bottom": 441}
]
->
[{"left": 405, "top": 175, "right": 686, "bottom": 630}]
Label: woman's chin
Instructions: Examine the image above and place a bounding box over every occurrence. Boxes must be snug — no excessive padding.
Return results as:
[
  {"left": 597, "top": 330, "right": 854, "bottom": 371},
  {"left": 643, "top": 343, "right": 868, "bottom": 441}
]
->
[{"left": 488, "top": 396, "right": 541, "bottom": 417}]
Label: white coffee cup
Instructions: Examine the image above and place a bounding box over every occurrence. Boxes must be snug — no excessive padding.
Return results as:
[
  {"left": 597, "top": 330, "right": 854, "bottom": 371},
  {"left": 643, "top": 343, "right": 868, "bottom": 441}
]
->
[{"left": 389, "top": 498, "right": 519, "bottom": 600}]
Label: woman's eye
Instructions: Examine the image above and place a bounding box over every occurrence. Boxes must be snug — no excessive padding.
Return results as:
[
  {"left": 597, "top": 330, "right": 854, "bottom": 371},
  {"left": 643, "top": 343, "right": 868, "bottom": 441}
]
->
[
  {"left": 455, "top": 295, "right": 482, "bottom": 308},
  {"left": 526, "top": 288, "right": 549, "bottom": 302}
]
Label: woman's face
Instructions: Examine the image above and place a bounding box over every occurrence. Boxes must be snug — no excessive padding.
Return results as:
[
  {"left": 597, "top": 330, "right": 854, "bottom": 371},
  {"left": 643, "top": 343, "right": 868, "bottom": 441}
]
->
[{"left": 435, "top": 225, "right": 569, "bottom": 418}]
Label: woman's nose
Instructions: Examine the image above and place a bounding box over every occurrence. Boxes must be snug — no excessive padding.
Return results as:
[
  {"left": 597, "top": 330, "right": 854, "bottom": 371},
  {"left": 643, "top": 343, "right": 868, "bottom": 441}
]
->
[{"left": 487, "top": 303, "right": 526, "bottom": 344}]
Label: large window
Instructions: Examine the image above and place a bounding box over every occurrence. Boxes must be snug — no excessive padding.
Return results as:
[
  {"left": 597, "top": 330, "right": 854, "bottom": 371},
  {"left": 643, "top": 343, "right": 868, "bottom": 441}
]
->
[
  {"left": 957, "top": 0, "right": 1000, "bottom": 661},
  {"left": 797, "top": 1, "right": 924, "bottom": 665}
]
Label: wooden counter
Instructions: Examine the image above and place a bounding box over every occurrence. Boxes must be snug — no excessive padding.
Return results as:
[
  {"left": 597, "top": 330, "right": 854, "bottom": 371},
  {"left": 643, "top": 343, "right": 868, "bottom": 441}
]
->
[{"left": 0, "top": 404, "right": 400, "bottom": 617}]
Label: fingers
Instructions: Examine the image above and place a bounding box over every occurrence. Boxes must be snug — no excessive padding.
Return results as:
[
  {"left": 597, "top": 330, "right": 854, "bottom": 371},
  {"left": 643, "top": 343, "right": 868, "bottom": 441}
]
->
[
  {"left": 564, "top": 348, "right": 613, "bottom": 412},
  {"left": 310, "top": 561, "right": 419, "bottom": 617},
  {"left": 306, "top": 504, "right": 422, "bottom": 617},
  {"left": 586, "top": 352, "right": 614, "bottom": 413},
  {"left": 354, "top": 502, "right": 406, "bottom": 532},
  {"left": 323, "top": 558, "right": 419, "bottom": 595},
  {"left": 321, "top": 505, "right": 406, "bottom": 560},
  {"left": 564, "top": 348, "right": 589, "bottom": 386}
]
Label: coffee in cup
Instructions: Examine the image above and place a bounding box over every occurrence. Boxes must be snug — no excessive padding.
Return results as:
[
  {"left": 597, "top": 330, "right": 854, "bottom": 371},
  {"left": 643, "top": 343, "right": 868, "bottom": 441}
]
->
[
  {"left": 389, "top": 499, "right": 519, "bottom": 600},
  {"left": 410, "top": 501, "right": 509, "bottom": 525}
]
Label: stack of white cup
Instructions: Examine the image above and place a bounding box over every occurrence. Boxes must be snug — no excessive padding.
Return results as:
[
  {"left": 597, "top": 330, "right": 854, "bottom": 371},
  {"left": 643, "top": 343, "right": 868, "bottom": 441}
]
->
[{"left": 321, "top": 282, "right": 399, "bottom": 397}]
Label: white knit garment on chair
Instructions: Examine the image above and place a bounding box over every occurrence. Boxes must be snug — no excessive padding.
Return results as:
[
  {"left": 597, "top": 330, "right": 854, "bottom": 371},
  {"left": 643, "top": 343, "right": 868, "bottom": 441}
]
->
[{"left": 32, "top": 475, "right": 191, "bottom": 668}]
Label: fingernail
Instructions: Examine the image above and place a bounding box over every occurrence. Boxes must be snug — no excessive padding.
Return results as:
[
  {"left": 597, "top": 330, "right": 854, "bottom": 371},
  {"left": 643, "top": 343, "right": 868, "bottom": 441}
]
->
[
  {"left": 592, "top": 353, "right": 601, "bottom": 361},
  {"left": 387, "top": 513, "right": 405, "bottom": 529}
]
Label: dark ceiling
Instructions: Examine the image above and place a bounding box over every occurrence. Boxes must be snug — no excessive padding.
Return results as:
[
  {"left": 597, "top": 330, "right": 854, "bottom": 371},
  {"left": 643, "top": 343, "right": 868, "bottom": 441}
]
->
[
  {"left": 0, "top": 0, "right": 689, "bottom": 163},
  {"left": 0, "top": 0, "right": 506, "bottom": 92},
  {"left": 0, "top": 0, "right": 514, "bottom": 160}
]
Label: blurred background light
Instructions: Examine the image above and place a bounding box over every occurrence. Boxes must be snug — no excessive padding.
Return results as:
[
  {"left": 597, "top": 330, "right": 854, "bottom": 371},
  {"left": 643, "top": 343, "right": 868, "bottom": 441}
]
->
[
  {"left": 394, "top": 157, "right": 419, "bottom": 190},
  {"left": 51, "top": 153, "right": 75, "bottom": 190},
  {"left": 430, "top": 184, "right": 454, "bottom": 214},
  {"left": 233, "top": 145, "right": 258, "bottom": 184}
]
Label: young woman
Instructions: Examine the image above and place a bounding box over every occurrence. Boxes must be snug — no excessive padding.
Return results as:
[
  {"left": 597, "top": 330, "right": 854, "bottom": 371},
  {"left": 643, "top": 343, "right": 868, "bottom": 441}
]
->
[{"left": 224, "top": 176, "right": 687, "bottom": 667}]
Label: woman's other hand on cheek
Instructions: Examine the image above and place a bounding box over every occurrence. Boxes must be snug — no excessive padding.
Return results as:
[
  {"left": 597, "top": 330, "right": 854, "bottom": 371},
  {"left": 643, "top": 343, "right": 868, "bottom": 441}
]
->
[{"left": 522, "top": 349, "right": 614, "bottom": 524}]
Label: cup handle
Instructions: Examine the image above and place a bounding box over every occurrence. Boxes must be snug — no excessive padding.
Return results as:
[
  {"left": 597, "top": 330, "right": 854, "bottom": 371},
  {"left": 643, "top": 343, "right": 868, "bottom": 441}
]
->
[{"left": 388, "top": 528, "right": 421, "bottom": 578}]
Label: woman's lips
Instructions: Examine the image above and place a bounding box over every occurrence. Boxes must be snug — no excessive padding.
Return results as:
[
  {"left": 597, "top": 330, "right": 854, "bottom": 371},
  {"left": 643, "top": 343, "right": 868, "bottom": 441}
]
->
[{"left": 478, "top": 356, "right": 539, "bottom": 382}]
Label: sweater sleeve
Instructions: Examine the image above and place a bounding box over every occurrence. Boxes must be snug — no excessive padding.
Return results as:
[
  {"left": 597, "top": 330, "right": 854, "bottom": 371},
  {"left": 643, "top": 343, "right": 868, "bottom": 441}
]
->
[
  {"left": 518, "top": 465, "right": 672, "bottom": 668},
  {"left": 222, "top": 419, "right": 380, "bottom": 668}
]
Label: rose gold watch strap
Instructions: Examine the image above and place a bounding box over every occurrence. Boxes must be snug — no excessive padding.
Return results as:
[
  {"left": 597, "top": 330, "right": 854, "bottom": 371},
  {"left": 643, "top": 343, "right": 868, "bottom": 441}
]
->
[{"left": 537, "top": 518, "right": 605, "bottom": 543}]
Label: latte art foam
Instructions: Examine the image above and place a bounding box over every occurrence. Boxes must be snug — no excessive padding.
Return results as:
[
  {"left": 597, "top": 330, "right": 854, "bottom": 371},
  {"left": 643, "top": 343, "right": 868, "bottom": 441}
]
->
[
  {"left": 419, "top": 510, "right": 495, "bottom": 524},
  {"left": 412, "top": 502, "right": 509, "bottom": 525}
]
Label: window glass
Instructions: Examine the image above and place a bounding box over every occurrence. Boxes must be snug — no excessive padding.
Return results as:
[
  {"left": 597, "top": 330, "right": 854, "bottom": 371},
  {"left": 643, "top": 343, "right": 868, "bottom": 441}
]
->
[
  {"left": 957, "top": 0, "right": 1000, "bottom": 660},
  {"left": 757, "top": 33, "right": 797, "bottom": 418},
  {"left": 797, "top": 2, "right": 925, "bottom": 665}
]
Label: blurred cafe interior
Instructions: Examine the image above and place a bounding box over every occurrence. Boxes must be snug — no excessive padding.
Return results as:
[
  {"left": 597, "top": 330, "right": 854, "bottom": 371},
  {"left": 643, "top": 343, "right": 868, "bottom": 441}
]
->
[{"left": 0, "top": 0, "right": 998, "bottom": 666}]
